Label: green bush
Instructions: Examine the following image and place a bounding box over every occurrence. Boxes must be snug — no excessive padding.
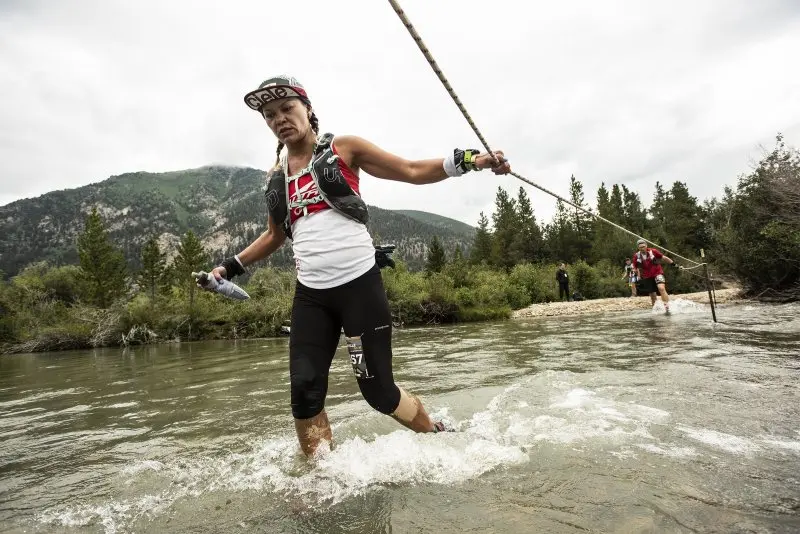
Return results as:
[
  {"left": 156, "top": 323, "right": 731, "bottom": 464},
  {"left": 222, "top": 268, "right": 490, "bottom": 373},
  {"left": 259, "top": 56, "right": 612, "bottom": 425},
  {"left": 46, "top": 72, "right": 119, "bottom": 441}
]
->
[
  {"left": 124, "top": 293, "right": 156, "bottom": 328},
  {"left": 42, "top": 265, "right": 88, "bottom": 305},
  {"left": 572, "top": 260, "right": 600, "bottom": 299},
  {"left": 441, "top": 261, "right": 469, "bottom": 289},
  {"left": 663, "top": 267, "right": 705, "bottom": 294},
  {"left": 591, "top": 259, "right": 629, "bottom": 298},
  {"left": 462, "top": 268, "right": 512, "bottom": 309},
  {"left": 451, "top": 267, "right": 518, "bottom": 321},
  {"left": 382, "top": 262, "right": 430, "bottom": 325},
  {"left": 424, "top": 272, "right": 458, "bottom": 321},
  {"left": 382, "top": 264, "right": 522, "bottom": 325},
  {"left": 509, "top": 263, "right": 558, "bottom": 303}
]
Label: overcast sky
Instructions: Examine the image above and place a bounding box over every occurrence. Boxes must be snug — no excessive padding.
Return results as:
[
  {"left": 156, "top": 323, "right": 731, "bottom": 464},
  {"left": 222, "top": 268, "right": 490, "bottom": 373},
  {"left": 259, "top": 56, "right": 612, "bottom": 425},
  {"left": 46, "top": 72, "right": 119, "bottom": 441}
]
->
[{"left": 1, "top": 0, "right": 799, "bottom": 226}]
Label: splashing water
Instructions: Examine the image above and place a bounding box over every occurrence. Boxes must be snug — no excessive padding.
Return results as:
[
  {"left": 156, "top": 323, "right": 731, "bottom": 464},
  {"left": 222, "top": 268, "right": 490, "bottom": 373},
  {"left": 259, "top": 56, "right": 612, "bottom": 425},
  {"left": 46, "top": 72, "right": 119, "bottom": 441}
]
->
[{"left": 651, "top": 297, "right": 709, "bottom": 315}]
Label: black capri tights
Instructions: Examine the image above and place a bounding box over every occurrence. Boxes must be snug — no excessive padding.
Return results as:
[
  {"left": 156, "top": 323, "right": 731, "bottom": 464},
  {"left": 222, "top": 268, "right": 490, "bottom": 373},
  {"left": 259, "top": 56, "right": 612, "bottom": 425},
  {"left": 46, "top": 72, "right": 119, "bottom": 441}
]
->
[{"left": 288, "top": 264, "right": 400, "bottom": 419}]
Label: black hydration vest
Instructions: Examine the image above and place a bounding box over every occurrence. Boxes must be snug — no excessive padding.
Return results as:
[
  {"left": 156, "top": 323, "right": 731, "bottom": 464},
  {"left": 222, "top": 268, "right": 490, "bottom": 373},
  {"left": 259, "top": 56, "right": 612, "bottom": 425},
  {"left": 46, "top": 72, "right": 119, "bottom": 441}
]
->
[{"left": 263, "top": 133, "right": 369, "bottom": 240}]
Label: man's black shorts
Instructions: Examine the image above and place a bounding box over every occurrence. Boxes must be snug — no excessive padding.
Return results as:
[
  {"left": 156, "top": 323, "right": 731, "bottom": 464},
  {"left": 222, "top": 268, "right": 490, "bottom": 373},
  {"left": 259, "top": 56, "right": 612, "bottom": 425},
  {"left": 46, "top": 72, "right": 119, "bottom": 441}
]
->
[{"left": 639, "top": 274, "right": 666, "bottom": 294}]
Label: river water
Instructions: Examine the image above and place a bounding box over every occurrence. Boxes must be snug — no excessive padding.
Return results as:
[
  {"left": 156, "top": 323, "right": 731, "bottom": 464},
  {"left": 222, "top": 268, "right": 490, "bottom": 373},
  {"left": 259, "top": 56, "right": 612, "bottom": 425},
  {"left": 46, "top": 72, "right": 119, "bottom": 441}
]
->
[{"left": 0, "top": 300, "right": 798, "bottom": 533}]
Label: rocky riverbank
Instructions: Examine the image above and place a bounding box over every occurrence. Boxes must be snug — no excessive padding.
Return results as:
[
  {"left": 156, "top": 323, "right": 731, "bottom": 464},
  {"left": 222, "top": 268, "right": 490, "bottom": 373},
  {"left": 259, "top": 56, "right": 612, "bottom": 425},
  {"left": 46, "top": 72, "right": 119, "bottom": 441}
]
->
[{"left": 512, "top": 288, "right": 744, "bottom": 319}]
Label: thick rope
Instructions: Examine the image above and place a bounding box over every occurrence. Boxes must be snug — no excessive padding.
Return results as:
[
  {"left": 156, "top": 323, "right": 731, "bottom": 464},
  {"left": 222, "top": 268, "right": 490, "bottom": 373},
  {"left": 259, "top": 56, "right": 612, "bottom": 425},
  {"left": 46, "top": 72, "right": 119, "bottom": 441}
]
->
[
  {"left": 680, "top": 266, "right": 711, "bottom": 280},
  {"left": 386, "top": 0, "right": 703, "bottom": 267}
]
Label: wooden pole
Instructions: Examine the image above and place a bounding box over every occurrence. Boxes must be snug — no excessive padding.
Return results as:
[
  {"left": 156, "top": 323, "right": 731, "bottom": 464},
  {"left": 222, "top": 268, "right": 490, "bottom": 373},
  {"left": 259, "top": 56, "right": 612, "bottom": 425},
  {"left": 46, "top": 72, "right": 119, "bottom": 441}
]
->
[{"left": 700, "top": 249, "right": 717, "bottom": 323}]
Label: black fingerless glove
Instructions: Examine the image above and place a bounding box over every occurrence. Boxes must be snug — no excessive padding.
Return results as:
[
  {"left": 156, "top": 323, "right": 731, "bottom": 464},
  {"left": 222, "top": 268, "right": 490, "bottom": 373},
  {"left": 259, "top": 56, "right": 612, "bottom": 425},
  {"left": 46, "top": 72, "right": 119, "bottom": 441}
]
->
[{"left": 220, "top": 256, "right": 245, "bottom": 280}]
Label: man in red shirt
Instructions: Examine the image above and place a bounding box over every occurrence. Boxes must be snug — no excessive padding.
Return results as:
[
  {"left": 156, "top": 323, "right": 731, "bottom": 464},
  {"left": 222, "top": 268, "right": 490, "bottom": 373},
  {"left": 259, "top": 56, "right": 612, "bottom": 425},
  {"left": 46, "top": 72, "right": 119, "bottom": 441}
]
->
[{"left": 632, "top": 238, "right": 676, "bottom": 313}]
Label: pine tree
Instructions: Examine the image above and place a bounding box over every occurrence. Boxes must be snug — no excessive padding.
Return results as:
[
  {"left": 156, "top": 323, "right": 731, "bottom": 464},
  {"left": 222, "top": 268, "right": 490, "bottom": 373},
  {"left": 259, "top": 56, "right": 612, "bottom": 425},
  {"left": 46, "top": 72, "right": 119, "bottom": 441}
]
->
[
  {"left": 596, "top": 183, "right": 610, "bottom": 218},
  {"left": 545, "top": 199, "right": 574, "bottom": 262},
  {"left": 621, "top": 185, "right": 647, "bottom": 234},
  {"left": 591, "top": 182, "right": 640, "bottom": 263},
  {"left": 648, "top": 181, "right": 669, "bottom": 245},
  {"left": 568, "top": 175, "right": 594, "bottom": 260},
  {"left": 470, "top": 212, "right": 493, "bottom": 265},
  {"left": 609, "top": 184, "right": 624, "bottom": 222},
  {"left": 174, "top": 230, "right": 208, "bottom": 307},
  {"left": 511, "top": 187, "right": 544, "bottom": 263},
  {"left": 592, "top": 183, "right": 616, "bottom": 262},
  {"left": 138, "top": 236, "right": 167, "bottom": 301},
  {"left": 664, "top": 181, "right": 707, "bottom": 254},
  {"left": 425, "top": 235, "right": 446, "bottom": 273},
  {"left": 651, "top": 181, "right": 667, "bottom": 224},
  {"left": 490, "top": 186, "right": 520, "bottom": 270},
  {"left": 77, "top": 207, "right": 128, "bottom": 308}
]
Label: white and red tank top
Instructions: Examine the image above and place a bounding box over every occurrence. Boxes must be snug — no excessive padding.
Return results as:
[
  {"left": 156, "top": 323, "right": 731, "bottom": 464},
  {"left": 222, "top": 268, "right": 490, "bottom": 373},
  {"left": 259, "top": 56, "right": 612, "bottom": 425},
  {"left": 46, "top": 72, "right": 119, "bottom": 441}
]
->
[{"left": 283, "top": 142, "right": 375, "bottom": 289}]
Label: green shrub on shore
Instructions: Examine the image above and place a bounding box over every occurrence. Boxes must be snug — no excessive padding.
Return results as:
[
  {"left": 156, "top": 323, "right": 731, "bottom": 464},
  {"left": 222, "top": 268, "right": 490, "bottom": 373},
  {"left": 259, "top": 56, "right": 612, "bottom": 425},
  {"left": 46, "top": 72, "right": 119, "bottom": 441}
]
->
[{"left": 0, "top": 258, "right": 706, "bottom": 354}]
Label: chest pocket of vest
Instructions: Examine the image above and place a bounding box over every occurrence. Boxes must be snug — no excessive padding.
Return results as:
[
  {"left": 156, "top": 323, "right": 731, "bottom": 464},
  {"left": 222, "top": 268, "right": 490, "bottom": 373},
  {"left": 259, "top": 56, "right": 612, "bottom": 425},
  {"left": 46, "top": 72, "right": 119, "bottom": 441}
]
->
[
  {"left": 312, "top": 149, "right": 352, "bottom": 193},
  {"left": 321, "top": 160, "right": 343, "bottom": 183}
]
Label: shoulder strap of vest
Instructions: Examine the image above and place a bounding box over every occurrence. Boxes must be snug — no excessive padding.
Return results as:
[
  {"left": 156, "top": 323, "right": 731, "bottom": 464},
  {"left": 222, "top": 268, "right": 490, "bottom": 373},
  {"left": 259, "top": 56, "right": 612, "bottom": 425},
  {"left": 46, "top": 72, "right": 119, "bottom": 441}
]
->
[
  {"left": 314, "top": 132, "right": 335, "bottom": 156},
  {"left": 264, "top": 166, "right": 287, "bottom": 213},
  {"left": 266, "top": 165, "right": 286, "bottom": 186}
]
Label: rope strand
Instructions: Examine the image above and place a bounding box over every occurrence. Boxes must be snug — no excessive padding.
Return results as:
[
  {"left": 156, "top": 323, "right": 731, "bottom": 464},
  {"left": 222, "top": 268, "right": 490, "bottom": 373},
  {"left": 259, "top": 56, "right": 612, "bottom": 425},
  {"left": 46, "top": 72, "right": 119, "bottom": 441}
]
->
[{"left": 386, "top": 0, "right": 702, "bottom": 267}]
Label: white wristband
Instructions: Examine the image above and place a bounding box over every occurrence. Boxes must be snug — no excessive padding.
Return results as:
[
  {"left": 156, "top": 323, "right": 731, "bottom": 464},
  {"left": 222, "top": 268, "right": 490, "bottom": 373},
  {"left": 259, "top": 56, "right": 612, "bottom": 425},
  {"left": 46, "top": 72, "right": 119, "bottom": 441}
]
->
[
  {"left": 443, "top": 153, "right": 461, "bottom": 177},
  {"left": 234, "top": 254, "right": 245, "bottom": 270}
]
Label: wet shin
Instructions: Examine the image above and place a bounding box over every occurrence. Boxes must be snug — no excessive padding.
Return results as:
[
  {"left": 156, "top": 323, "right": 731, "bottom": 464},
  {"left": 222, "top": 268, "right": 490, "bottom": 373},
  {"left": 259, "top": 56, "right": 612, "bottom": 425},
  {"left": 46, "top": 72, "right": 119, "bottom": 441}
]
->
[
  {"left": 294, "top": 410, "right": 333, "bottom": 456},
  {"left": 391, "top": 387, "right": 436, "bottom": 433}
]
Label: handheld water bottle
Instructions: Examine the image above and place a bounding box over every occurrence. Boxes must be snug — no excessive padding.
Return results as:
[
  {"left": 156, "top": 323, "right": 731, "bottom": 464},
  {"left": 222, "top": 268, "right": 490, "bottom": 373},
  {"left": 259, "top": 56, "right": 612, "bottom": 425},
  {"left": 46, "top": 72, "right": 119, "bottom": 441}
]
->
[{"left": 192, "top": 271, "right": 250, "bottom": 301}]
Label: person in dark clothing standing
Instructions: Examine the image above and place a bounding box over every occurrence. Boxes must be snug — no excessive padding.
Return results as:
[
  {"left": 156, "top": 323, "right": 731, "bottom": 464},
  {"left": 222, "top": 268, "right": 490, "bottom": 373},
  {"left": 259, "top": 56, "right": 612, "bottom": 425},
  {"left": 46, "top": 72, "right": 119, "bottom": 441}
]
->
[{"left": 556, "top": 263, "right": 570, "bottom": 301}]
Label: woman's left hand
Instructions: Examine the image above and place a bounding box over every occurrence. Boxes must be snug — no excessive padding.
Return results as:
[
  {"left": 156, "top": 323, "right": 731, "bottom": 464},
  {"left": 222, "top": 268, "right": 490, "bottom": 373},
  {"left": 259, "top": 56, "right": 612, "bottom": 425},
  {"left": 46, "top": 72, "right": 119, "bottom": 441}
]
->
[{"left": 475, "top": 151, "right": 511, "bottom": 175}]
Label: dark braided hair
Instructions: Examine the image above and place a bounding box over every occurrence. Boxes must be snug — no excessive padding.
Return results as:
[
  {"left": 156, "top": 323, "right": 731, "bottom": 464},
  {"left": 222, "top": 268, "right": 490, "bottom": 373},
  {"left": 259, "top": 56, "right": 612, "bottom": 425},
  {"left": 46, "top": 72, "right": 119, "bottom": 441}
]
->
[
  {"left": 274, "top": 141, "right": 284, "bottom": 167},
  {"left": 273, "top": 105, "right": 320, "bottom": 167}
]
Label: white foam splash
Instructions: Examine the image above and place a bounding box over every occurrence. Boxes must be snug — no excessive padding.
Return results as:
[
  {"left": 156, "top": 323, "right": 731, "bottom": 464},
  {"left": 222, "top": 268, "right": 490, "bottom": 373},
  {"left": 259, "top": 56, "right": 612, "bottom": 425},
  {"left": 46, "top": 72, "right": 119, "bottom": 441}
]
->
[
  {"left": 651, "top": 298, "right": 708, "bottom": 315},
  {"left": 107, "top": 402, "right": 139, "bottom": 409},
  {"left": 493, "top": 385, "right": 667, "bottom": 447},
  {"left": 636, "top": 443, "right": 699, "bottom": 458},
  {"left": 37, "top": 501, "right": 135, "bottom": 534},
  {"left": 36, "top": 423, "right": 527, "bottom": 532},
  {"left": 121, "top": 460, "right": 165, "bottom": 476},
  {"left": 677, "top": 426, "right": 760, "bottom": 454},
  {"left": 760, "top": 437, "right": 800, "bottom": 452}
]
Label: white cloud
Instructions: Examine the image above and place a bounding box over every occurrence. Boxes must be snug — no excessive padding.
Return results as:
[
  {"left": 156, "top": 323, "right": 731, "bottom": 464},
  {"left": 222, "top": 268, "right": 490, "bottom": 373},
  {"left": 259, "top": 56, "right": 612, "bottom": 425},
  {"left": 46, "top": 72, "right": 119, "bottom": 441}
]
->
[{"left": 1, "top": 0, "right": 799, "bottom": 227}]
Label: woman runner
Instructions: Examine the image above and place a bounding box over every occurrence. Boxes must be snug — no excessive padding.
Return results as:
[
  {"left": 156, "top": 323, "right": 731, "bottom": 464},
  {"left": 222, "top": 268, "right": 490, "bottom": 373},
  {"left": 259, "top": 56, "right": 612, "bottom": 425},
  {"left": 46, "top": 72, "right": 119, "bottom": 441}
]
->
[{"left": 200, "top": 76, "right": 512, "bottom": 456}]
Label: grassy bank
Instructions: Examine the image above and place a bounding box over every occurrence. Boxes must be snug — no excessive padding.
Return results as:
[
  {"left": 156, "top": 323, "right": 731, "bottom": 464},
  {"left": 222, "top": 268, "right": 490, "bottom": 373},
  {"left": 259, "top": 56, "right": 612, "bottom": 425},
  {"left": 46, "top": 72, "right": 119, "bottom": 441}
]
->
[{"left": 0, "top": 260, "right": 706, "bottom": 354}]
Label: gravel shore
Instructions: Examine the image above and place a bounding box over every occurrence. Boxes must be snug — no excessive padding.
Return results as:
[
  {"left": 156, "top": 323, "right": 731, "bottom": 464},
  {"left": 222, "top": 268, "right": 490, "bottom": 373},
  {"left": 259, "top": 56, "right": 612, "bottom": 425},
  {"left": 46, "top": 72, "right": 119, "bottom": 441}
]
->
[{"left": 511, "top": 288, "right": 743, "bottom": 319}]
